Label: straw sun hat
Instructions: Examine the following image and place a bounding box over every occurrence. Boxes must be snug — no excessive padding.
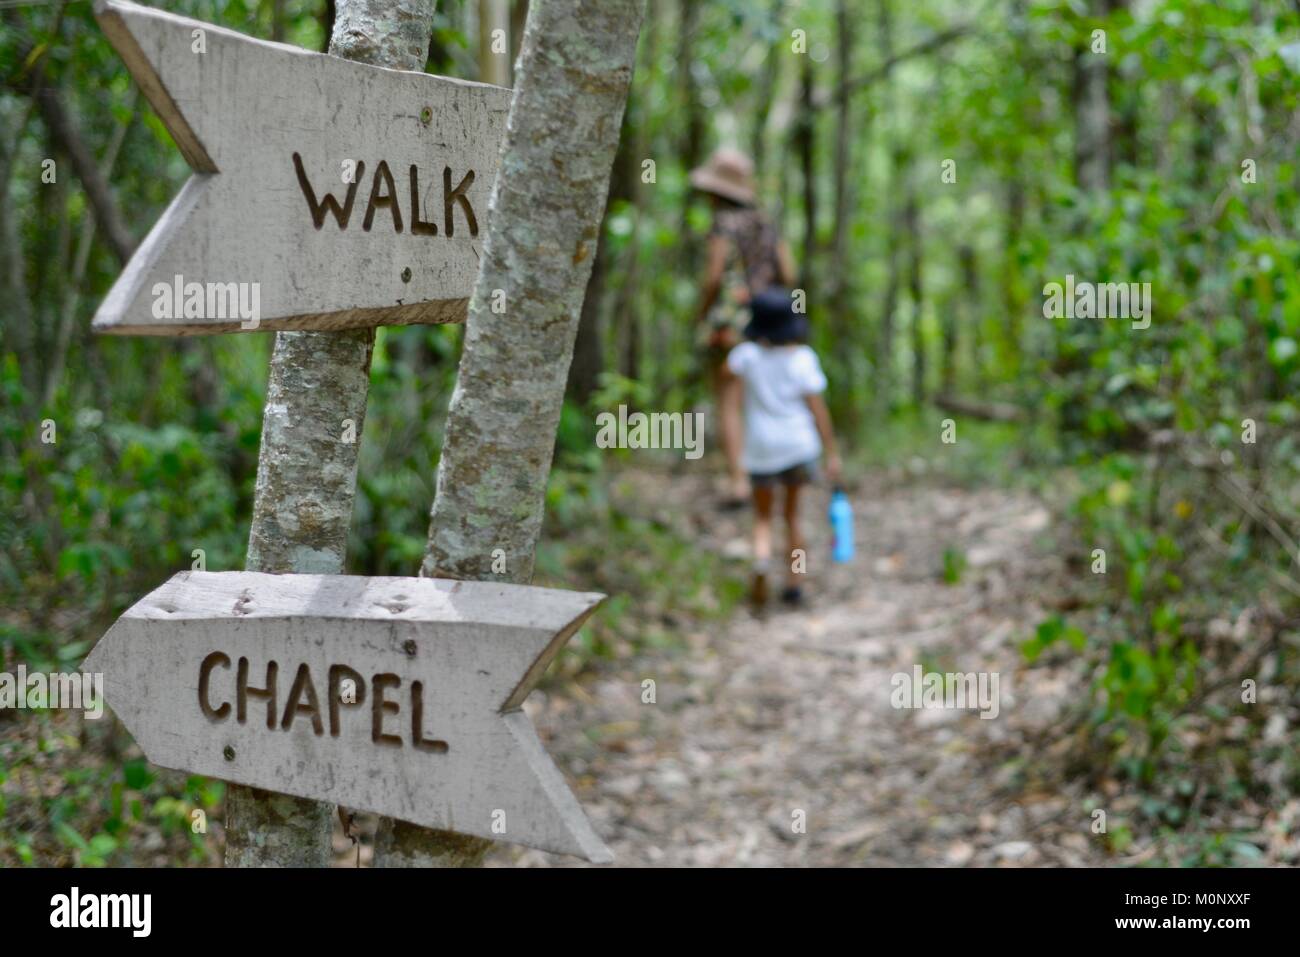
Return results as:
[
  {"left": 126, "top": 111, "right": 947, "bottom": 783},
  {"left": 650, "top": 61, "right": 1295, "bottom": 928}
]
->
[{"left": 689, "top": 147, "right": 757, "bottom": 206}]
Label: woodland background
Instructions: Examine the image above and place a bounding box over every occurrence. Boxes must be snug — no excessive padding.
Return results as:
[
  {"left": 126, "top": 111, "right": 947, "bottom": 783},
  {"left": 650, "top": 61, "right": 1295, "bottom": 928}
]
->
[{"left": 3, "top": 0, "right": 1300, "bottom": 866}]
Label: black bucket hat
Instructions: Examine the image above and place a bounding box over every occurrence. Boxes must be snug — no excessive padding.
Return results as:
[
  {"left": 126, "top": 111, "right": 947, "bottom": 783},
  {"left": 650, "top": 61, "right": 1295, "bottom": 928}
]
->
[{"left": 744, "top": 287, "right": 808, "bottom": 345}]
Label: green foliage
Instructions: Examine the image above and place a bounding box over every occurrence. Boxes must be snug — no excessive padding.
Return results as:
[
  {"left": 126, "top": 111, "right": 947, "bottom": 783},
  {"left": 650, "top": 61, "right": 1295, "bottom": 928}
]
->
[
  {"left": 941, "top": 546, "right": 966, "bottom": 584},
  {"left": 1020, "top": 615, "right": 1087, "bottom": 662},
  {"left": 0, "top": 713, "right": 223, "bottom": 867},
  {"left": 1, "top": 356, "right": 253, "bottom": 670},
  {"left": 5, "top": 0, "right": 1300, "bottom": 867}
]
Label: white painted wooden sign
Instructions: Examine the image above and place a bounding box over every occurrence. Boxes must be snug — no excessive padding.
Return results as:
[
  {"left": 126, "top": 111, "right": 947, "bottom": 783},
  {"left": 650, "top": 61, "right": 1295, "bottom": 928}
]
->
[
  {"left": 83, "top": 572, "right": 612, "bottom": 862},
  {"left": 93, "top": 0, "right": 511, "bottom": 335}
]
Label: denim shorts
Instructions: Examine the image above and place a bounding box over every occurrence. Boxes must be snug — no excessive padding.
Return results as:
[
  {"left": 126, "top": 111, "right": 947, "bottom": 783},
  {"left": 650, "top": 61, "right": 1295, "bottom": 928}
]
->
[{"left": 749, "top": 460, "right": 818, "bottom": 488}]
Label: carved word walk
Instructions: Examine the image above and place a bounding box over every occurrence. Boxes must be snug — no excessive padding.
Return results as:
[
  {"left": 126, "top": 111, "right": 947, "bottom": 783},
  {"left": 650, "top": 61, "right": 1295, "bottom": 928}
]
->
[
  {"left": 92, "top": 0, "right": 509, "bottom": 335},
  {"left": 293, "top": 154, "right": 479, "bottom": 237}
]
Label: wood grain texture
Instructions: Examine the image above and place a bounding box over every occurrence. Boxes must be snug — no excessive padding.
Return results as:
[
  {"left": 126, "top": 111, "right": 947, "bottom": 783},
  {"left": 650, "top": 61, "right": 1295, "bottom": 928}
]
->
[
  {"left": 374, "top": 0, "right": 644, "bottom": 869},
  {"left": 225, "top": 0, "right": 440, "bottom": 869},
  {"left": 84, "top": 572, "right": 611, "bottom": 862},
  {"left": 91, "top": 0, "right": 510, "bottom": 335}
]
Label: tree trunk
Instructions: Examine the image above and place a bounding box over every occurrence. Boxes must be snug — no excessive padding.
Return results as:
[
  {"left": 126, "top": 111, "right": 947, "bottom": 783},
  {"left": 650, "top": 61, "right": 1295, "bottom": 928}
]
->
[
  {"left": 1109, "top": 2, "right": 1138, "bottom": 169},
  {"left": 26, "top": 139, "right": 60, "bottom": 399},
  {"left": 620, "top": 0, "right": 658, "bottom": 385},
  {"left": 941, "top": 263, "right": 958, "bottom": 396},
  {"left": 877, "top": 236, "right": 898, "bottom": 415},
  {"left": 13, "top": 59, "right": 225, "bottom": 424},
  {"left": 874, "top": 0, "right": 898, "bottom": 415},
  {"left": 27, "top": 77, "right": 136, "bottom": 266},
  {"left": 567, "top": 226, "right": 607, "bottom": 405},
  {"left": 677, "top": 0, "right": 704, "bottom": 175},
  {"left": 958, "top": 243, "right": 979, "bottom": 389},
  {"left": 615, "top": 245, "right": 642, "bottom": 381},
  {"left": 904, "top": 188, "right": 925, "bottom": 404},
  {"left": 272, "top": 0, "right": 287, "bottom": 41},
  {"left": 940, "top": 296, "right": 957, "bottom": 396},
  {"left": 1191, "top": 98, "right": 1216, "bottom": 189},
  {"left": 1107, "top": 0, "right": 1138, "bottom": 151},
  {"left": 615, "top": 20, "right": 655, "bottom": 383},
  {"left": 567, "top": 106, "right": 636, "bottom": 405},
  {"left": 675, "top": 0, "right": 704, "bottom": 274},
  {"left": 43, "top": 104, "right": 135, "bottom": 409},
  {"left": 320, "top": 0, "right": 336, "bottom": 53},
  {"left": 1072, "top": 0, "right": 1110, "bottom": 192},
  {"left": 509, "top": 0, "right": 529, "bottom": 82},
  {"left": 1001, "top": 0, "right": 1034, "bottom": 371},
  {"left": 0, "top": 117, "right": 36, "bottom": 400},
  {"left": 750, "top": 0, "right": 785, "bottom": 183},
  {"left": 796, "top": 53, "right": 816, "bottom": 291},
  {"left": 224, "top": 0, "right": 438, "bottom": 869},
  {"left": 1003, "top": 177, "right": 1025, "bottom": 366},
  {"left": 373, "top": 0, "right": 644, "bottom": 867},
  {"left": 828, "top": 0, "right": 854, "bottom": 333}
]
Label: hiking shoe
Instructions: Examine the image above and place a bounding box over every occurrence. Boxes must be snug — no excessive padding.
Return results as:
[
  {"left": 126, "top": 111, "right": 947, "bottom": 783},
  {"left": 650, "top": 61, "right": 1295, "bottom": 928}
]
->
[
  {"left": 780, "top": 585, "right": 804, "bottom": 607},
  {"left": 750, "top": 570, "right": 769, "bottom": 608}
]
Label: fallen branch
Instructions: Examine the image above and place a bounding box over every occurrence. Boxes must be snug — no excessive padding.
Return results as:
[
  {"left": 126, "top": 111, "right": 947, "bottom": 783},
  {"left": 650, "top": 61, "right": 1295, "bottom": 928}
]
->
[{"left": 934, "top": 393, "right": 1027, "bottom": 422}]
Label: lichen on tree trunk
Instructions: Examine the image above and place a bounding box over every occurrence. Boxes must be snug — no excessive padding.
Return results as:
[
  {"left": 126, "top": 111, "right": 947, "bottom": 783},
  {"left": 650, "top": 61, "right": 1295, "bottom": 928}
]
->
[
  {"left": 372, "top": 0, "right": 645, "bottom": 867},
  {"left": 224, "top": 0, "right": 437, "bottom": 869}
]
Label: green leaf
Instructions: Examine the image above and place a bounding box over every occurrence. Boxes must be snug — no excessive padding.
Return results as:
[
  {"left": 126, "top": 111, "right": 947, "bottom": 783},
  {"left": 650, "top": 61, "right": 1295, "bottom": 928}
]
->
[{"left": 123, "top": 760, "right": 153, "bottom": 791}]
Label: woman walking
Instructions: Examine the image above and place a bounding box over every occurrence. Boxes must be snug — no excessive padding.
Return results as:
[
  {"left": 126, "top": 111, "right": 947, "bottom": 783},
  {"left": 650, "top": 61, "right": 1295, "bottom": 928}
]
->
[{"left": 690, "top": 147, "right": 796, "bottom": 507}]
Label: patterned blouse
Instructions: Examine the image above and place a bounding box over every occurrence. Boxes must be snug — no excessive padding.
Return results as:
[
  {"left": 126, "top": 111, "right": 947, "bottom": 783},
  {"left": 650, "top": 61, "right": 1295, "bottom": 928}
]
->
[{"left": 706, "top": 206, "right": 784, "bottom": 332}]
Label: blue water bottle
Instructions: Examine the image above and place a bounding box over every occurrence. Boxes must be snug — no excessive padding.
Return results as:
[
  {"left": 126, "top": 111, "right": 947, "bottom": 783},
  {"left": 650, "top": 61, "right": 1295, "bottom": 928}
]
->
[{"left": 829, "top": 486, "right": 855, "bottom": 563}]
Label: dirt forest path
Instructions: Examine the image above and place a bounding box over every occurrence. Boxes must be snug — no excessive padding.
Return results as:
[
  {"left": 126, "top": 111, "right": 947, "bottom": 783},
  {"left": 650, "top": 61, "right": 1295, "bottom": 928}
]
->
[{"left": 481, "top": 467, "right": 1114, "bottom": 868}]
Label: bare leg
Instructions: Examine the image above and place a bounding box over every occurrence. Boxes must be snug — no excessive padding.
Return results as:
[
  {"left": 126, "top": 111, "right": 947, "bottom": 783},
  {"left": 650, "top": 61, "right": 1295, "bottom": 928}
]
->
[
  {"left": 753, "top": 484, "right": 775, "bottom": 564},
  {"left": 751, "top": 483, "right": 774, "bottom": 605},
  {"left": 713, "top": 335, "right": 748, "bottom": 501},
  {"left": 783, "top": 481, "right": 806, "bottom": 588},
  {"left": 719, "top": 371, "right": 747, "bottom": 499}
]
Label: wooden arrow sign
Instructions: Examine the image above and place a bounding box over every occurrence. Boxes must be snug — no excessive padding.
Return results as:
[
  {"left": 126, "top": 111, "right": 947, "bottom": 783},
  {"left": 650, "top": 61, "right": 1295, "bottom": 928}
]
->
[
  {"left": 92, "top": 0, "right": 511, "bottom": 335},
  {"left": 83, "top": 572, "right": 612, "bottom": 862}
]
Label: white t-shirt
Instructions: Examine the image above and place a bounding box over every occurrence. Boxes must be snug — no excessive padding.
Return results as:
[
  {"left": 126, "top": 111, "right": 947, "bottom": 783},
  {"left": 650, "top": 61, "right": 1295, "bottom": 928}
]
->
[{"left": 726, "top": 341, "right": 827, "bottom": 474}]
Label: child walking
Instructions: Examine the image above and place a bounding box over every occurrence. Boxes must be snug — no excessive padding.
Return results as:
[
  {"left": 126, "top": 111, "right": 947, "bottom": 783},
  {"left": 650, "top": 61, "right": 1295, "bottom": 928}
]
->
[{"left": 721, "top": 287, "right": 840, "bottom": 607}]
